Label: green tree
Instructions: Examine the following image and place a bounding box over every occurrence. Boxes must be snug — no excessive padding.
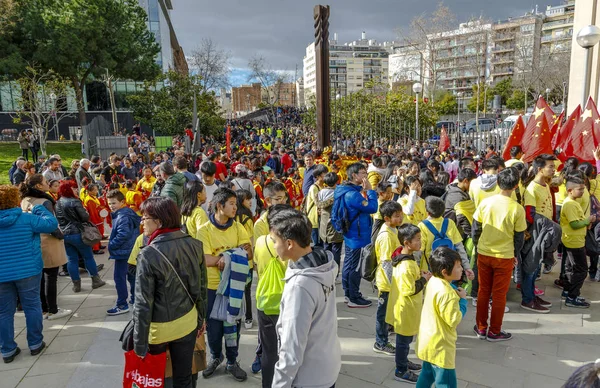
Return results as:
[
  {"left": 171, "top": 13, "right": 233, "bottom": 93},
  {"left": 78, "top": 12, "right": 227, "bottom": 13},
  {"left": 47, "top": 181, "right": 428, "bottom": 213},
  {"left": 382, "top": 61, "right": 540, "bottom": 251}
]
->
[
  {"left": 466, "top": 85, "right": 494, "bottom": 113},
  {"left": 127, "top": 70, "right": 224, "bottom": 137},
  {"left": 434, "top": 92, "right": 457, "bottom": 115},
  {"left": 0, "top": 0, "right": 161, "bottom": 128},
  {"left": 506, "top": 89, "right": 527, "bottom": 111},
  {"left": 492, "top": 78, "right": 514, "bottom": 107}
]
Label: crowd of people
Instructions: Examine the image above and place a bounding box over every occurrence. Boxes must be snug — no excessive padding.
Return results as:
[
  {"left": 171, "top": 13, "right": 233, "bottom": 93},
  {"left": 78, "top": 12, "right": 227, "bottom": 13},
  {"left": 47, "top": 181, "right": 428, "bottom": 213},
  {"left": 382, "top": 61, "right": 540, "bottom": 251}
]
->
[{"left": 2, "top": 112, "right": 600, "bottom": 387}]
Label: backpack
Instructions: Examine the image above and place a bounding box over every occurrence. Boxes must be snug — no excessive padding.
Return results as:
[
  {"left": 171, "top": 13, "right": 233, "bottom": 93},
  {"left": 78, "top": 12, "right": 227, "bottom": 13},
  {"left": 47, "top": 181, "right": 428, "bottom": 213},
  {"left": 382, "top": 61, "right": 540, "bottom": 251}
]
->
[
  {"left": 422, "top": 219, "right": 455, "bottom": 251},
  {"left": 255, "top": 236, "right": 286, "bottom": 315},
  {"left": 358, "top": 223, "right": 386, "bottom": 282},
  {"left": 331, "top": 187, "right": 360, "bottom": 235}
]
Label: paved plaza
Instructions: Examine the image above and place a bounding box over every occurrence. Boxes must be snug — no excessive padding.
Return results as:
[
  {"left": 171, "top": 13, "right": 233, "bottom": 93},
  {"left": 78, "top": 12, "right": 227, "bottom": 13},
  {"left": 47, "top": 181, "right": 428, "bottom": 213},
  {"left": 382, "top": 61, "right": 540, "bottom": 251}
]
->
[{"left": 2, "top": 250, "right": 599, "bottom": 388}]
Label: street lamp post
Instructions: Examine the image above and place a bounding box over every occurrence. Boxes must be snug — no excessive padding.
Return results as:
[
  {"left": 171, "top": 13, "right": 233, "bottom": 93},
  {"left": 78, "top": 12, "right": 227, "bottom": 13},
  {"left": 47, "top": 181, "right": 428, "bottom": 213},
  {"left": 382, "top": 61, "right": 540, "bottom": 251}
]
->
[
  {"left": 49, "top": 93, "right": 57, "bottom": 141},
  {"left": 562, "top": 81, "right": 567, "bottom": 112},
  {"left": 413, "top": 82, "right": 422, "bottom": 143},
  {"left": 576, "top": 25, "right": 600, "bottom": 106},
  {"left": 545, "top": 88, "right": 551, "bottom": 104}
]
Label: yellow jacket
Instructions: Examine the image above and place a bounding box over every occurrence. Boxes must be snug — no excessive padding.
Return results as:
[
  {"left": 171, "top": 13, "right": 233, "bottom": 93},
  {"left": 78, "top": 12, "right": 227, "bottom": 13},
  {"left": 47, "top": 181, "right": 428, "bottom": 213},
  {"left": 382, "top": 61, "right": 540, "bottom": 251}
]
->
[
  {"left": 306, "top": 184, "right": 320, "bottom": 228},
  {"left": 416, "top": 276, "right": 464, "bottom": 369},
  {"left": 385, "top": 255, "right": 424, "bottom": 336},
  {"left": 367, "top": 171, "right": 382, "bottom": 189}
]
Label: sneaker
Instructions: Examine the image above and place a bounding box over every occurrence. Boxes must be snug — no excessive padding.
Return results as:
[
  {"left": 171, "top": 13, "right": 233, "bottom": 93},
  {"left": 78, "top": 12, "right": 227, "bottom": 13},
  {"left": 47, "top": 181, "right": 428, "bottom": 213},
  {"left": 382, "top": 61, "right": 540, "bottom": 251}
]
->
[
  {"left": 335, "top": 275, "right": 342, "bottom": 284},
  {"left": 47, "top": 308, "right": 72, "bottom": 320},
  {"left": 486, "top": 330, "right": 513, "bottom": 342},
  {"left": 472, "top": 297, "right": 477, "bottom": 307},
  {"left": 106, "top": 305, "right": 130, "bottom": 316},
  {"left": 58, "top": 270, "right": 69, "bottom": 277},
  {"left": 407, "top": 360, "right": 422, "bottom": 371},
  {"left": 203, "top": 356, "right": 224, "bottom": 378},
  {"left": 543, "top": 260, "right": 556, "bottom": 274},
  {"left": 554, "top": 279, "right": 564, "bottom": 289},
  {"left": 2, "top": 347, "right": 20, "bottom": 364},
  {"left": 251, "top": 354, "right": 261, "bottom": 374},
  {"left": 473, "top": 325, "right": 487, "bottom": 339},
  {"left": 347, "top": 297, "right": 372, "bottom": 308},
  {"left": 535, "top": 296, "right": 552, "bottom": 308},
  {"left": 561, "top": 290, "right": 582, "bottom": 300},
  {"left": 394, "top": 369, "right": 419, "bottom": 384},
  {"left": 565, "top": 296, "right": 590, "bottom": 308},
  {"left": 534, "top": 287, "right": 545, "bottom": 296},
  {"left": 520, "top": 301, "right": 550, "bottom": 314},
  {"left": 344, "top": 296, "right": 349, "bottom": 304},
  {"left": 30, "top": 341, "right": 46, "bottom": 356},
  {"left": 226, "top": 361, "right": 247, "bottom": 382},
  {"left": 373, "top": 342, "right": 395, "bottom": 356},
  {"left": 42, "top": 312, "right": 48, "bottom": 320},
  {"left": 244, "top": 319, "right": 253, "bottom": 330}
]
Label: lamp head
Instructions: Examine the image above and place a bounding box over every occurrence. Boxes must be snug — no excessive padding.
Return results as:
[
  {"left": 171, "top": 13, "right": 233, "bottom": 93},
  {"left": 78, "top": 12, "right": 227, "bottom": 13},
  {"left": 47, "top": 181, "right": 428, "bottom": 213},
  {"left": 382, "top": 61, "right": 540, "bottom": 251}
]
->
[
  {"left": 576, "top": 25, "right": 600, "bottom": 49},
  {"left": 412, "top": 82, "right": 423, "bottom": 94}
]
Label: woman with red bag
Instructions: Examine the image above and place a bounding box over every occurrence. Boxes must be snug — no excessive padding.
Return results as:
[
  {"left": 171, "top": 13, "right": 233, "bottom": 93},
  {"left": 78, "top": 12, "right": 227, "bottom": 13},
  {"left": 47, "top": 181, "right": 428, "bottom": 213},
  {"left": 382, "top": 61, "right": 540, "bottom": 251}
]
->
[{"left": 132, "top": 197, "right": 207, "bottom": 388}]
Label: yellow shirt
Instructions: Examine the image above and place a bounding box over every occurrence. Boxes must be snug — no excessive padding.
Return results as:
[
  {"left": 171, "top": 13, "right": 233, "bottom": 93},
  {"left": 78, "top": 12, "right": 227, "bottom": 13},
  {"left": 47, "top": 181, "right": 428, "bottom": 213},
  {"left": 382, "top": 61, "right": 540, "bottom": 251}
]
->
[
  {"left": 398, "top": 195, "right": 427, "bottom": 226},
  {"left": 473, "top": 194, "right": 527, "bottom": 259},
  {"left": 555, "top": 183, "right": 567, "bottom": 207},
  {"left": 253, "top": 211, "right": 269, "bottom": 242},
  {"left": 590, "top": 178, "right": 600, "bottom": 199},
  {"left": 560, "top": 197, "right": 587, "bottom": 249},
  {"left": 199, "top": 220, "right": 251, "bottom": 290},
  {"left": 182, "top": 207, "right": 209, "bottom": 240},
  {"left": 505, "top": 158, "right": 522, "bottom": 167},
  {"left": 418, "top": 217, "right": 463, "bottom": 271},
  {"left": 136, "top": 176, "right": 157, "bottom": 193},
  {"left": 127, "top": 234, "right": 146, "bottom": 266},
  {"left": 579, "top": 188, "right": 591, "bottom": 218},
  {"left": 469, "top": 177, "right": 500, "bottom": 208},
  {"left": 385, "top": 255, "right": 423, "bottom": 336},
  {"left": 306, "top": 184, "right": 320, "bottom": 228},
  {"left": 416, "top": 276, "right": 463, "bottom": 369},
  {"left": 238, "top": 215, "right": 255, "bottom": 268},
  {"left": 374, "top": 224, "right": 400, "bottom": 293},
  {"left": 524, "top": 180, "right": 553, "bottom": 220},
  {"left": 298, "top": 167, "right": 305, "bottom": 180},
  {"left": 373, "top": 199, "right": 384, "bottom": 220}
]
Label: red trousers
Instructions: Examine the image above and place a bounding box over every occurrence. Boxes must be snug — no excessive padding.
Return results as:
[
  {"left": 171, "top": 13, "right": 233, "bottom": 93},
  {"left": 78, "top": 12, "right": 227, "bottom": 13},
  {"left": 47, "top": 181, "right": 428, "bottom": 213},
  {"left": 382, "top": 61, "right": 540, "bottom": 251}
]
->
[{"left": 476, "top": 254, "right": 514, "bottom": 335}]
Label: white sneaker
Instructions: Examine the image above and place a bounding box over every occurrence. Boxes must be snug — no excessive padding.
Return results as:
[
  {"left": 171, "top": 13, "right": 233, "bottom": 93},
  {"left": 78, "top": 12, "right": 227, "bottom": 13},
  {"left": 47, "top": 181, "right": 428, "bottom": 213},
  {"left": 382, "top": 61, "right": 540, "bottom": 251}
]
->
[
  {"left": 47, "top": 308, "right": 72, "bottom": 320},
  {"left": 472, "top": 298, "right": 478, "bottom": 307},
  {"left": 344, "top": 296, "right": 349, "bottom": 304},
  {"left": 244, "top": 319, "right": 253, "bottom": 329}
]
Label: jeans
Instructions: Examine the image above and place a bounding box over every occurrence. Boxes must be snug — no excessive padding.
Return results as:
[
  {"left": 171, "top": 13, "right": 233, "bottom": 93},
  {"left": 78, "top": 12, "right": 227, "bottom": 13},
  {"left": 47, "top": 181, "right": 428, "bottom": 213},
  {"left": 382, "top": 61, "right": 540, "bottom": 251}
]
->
[
  {"left": 476, "top": 254, "right": 513, "bottom": 334},
  {"left": 520, "top": 267, "right": 539, "bottom": 305},
  {"left": 127, "top": 264, "right": 136, "bottom": 304},
  {"left": 21, "top": 148, "right": 29, "bottom": 161},
  {"left": 342, "top": 245, "right": 363, "bottom": 301},
  {"left": 257, "top": 311, "right": 278, "bottom": 388},
  {"left": 113, "top": 259, "right": 128, "bottom": 307},
  {"left": 395, "top": 334, "right": 413, "bottom": 373},
  {"left": 416, "top": 361, "right": 457, "bottom": 388},
  {"left": 149, "top": 328, "right": 196, "bottom": 388},
  {"left": 40, "top": 267, "right": 59, "bottom": 314},
  {"left": 324, "top": 242, "right": 342, "bottom": 272},
  {"left": 375, "top": 292, "right": 389, "bottom": 347},
  {"left": 244, "top": 268, "right": 253, "bottom": 321},
  {"left": 564, "top": 247, "right": 588, "bottom": 298},
  {"left": 64, "top": 233, "right": 99, "bottom": 281},
  {"left": 206, "top": 289, "right": 240, "bottom": 364},
  {"left": 0, "top": 274, "right": 44, "bottom": 357},
  {"left": 311, "top": 228, "right": 321, "bottom": 247}
]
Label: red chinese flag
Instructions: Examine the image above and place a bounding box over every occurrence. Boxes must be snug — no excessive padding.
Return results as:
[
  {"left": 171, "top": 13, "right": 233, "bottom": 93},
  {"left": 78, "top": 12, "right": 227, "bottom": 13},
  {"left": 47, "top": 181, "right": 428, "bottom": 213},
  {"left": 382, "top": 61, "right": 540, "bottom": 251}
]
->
[
  {"left": 502, "top": 115, "right": 526, "bottom": 160},
  {"left": 552, "top": 105, "right": 581, "bottom": 151},
  {"left": 521, "top": 114, "right": 553, "bottom": 162},
  {"left": 438, "top": 126, "right": 450, "bottom": 152},
  {"left": 550, "top": 111, "right": 565, "bottom": 137},
  {"left": 561, "top": 98, "right": 600, "bottom": 163}
]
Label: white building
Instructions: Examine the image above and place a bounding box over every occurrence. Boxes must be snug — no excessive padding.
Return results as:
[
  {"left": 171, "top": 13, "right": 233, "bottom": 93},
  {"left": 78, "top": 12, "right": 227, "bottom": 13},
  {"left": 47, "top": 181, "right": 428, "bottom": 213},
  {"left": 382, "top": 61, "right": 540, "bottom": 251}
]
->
[
  {"left": 138, "top": 0, "right": 174, "bottom": 72},
  {"left": 303, "top": 32, "right": 393, "bottom": 106},
  {"left": 296, "top": 78, "right": 305, "bottom": 107},
  {"left": 388, "top": 45, "right": 424, "bottom": 85}
]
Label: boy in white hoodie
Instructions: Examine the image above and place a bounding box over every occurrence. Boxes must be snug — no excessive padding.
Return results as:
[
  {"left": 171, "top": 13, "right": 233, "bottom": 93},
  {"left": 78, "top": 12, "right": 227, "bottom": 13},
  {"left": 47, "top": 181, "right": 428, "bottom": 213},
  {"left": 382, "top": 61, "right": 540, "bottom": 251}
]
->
[{"left": 269, "top": 207, "right": 341, "bottom": 388}]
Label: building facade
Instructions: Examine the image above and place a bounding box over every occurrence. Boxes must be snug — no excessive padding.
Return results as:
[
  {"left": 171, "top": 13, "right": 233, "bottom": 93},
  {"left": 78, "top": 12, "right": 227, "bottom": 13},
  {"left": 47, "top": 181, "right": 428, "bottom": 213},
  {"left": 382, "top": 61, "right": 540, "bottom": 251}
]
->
[
  {"left": 296, "top": 78, "right": 305, "bottom": 107},
  {"left": 541, "top": 1, "right": 575, "bottom": 54},
  {"left": 303, "top": 32, "right": 392, "bottom": 106},
  {"left": 231, "top": 83, "right": 262, "bottom": 117}
]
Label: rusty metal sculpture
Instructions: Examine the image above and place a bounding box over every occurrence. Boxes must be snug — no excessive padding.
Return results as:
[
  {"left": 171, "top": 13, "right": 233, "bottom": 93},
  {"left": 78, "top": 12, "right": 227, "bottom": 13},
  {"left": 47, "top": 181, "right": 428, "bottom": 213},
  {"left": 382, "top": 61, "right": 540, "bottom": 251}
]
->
[{"left": 314, "top": 5, "right": 331, "bottom": 148}]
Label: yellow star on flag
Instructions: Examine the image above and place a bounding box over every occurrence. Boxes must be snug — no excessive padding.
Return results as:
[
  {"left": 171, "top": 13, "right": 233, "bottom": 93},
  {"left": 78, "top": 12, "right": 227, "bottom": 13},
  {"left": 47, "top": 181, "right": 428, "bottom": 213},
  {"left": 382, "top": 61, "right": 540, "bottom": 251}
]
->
[
  {"left": 533, "top": 106, "right": 545, "bottom": 119},
  {"left": 595, "top": 118, "right": 600, "bottom": 125},
  {"left": 552, "top": 114, "right": 557, "bottom": 119},
  {"left": 583, "top": 130, "right": 589, "bottom": 136},
  {"left": 536, "top": 122, "right": 541, "bottom": 127},
  {"left": 582, "top": 109, "right": 593, "bottom": 122}
]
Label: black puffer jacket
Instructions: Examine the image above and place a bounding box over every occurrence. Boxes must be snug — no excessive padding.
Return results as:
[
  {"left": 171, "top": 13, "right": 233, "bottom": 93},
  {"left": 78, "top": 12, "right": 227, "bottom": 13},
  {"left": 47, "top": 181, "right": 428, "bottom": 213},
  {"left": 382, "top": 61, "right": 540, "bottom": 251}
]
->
[
  {"left": 55, "top": 197, "right": 90, "bottom": 235},
  {"left": 133, "top": 230, "right": 207, "bottom": 357}
]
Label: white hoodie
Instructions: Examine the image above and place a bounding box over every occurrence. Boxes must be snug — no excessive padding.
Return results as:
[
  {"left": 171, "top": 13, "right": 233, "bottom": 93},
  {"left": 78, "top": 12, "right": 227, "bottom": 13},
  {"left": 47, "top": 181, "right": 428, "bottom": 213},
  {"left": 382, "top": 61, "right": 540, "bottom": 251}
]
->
[{"left": 272, "top": 253, "right": 341, "bottom": 388}]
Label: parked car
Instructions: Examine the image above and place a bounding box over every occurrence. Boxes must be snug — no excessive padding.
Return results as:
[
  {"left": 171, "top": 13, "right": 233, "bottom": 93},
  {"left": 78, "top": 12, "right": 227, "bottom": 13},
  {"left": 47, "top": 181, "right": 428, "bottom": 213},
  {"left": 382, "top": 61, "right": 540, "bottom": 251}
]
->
[
  {"left": 436, "top": 121, "right": 456, "bottom": 132},
  {"left": 462, "top": 118, "right": 496, "bottom": 133}
]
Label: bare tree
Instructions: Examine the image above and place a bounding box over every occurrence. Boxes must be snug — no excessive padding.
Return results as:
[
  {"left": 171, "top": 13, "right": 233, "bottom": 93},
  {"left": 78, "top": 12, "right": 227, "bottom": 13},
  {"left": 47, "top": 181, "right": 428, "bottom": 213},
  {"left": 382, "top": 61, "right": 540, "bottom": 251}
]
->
[
  {"left": 189, "top": 38, "right": 231, "bottom": 91},
  {"left": 247, "top": 55, "right": 290, "bottom": 120},
  {"left": 11, "top": 64, "right": 73, "bottom": 155},
  {"left": 398, "top": 2, "right": 457, "bottom": 102}
]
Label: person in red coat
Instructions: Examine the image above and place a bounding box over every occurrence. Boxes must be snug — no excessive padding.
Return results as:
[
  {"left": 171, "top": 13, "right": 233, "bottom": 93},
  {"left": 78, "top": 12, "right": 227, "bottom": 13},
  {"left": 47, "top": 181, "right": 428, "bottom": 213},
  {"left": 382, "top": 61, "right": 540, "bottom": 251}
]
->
[{"left": 280, "top": 147, "right": 293, "bottom": 173}]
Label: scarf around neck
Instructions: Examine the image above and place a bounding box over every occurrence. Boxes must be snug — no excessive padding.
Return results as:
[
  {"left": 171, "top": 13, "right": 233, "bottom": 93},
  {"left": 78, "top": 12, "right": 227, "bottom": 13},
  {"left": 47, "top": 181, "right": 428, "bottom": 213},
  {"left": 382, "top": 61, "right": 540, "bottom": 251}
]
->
[{"left": 209, "top": 212, "right": 234, "bottom": 230}]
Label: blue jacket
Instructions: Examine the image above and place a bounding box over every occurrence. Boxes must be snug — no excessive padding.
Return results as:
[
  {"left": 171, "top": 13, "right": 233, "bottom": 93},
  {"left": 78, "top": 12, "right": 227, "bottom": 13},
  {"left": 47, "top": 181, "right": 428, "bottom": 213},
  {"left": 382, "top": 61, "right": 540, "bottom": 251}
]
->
[
  {"left": 0, "top": 205, "right": 58, "bottom": 283},
  {"left": 108, "top": 207, "right": 141, "bottom": 260},
  {"left": 302, "top": 165, "right": 316, "bottom": 196},
  {"left": 333, "top": 184, "right": 378, "bottom": 249}
]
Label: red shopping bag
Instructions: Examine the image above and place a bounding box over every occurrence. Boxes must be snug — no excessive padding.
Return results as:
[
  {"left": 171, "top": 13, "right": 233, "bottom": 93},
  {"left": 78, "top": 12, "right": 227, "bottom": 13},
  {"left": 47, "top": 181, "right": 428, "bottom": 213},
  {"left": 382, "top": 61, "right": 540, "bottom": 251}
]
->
[{"left": 123, "top": 350, "right": 167, "bottom": 388}]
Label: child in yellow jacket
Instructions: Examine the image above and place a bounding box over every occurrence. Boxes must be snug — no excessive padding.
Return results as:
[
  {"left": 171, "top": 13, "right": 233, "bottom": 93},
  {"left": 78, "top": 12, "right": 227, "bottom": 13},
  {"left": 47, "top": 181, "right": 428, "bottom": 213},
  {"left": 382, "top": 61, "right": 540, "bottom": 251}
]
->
[
  {"left": 416, "top": 247, "right": 468, "bottom": 388},
  {"left": 386, "top": 224, "right": 431, "bottom": 384}
]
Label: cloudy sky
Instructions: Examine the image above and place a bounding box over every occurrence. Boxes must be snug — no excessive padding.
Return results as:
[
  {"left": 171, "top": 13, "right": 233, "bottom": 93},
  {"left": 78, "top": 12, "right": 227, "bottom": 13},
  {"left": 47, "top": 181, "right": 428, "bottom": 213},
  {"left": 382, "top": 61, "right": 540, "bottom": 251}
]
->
[{"left": 170, "top": 0, "right": 540, "bottom": 86}]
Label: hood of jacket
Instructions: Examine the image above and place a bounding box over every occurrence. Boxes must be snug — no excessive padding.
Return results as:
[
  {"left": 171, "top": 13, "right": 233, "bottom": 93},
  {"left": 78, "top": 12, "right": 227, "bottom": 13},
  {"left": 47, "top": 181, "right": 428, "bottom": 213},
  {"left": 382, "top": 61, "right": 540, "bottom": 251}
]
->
[
  {"left": 392, "top": 252, "right": 416, "bottom": 266},
  {"left": 444, "top": 184, "right": 469, "bottom": 208},
  {"left": 284, "top": 249, "right": 336, "bottom": 288},
  {"left": 112, "top": 206, "right": 141, "bottom": 228},
  {"left": 0, "top": 207, "right": 22, "bottom": 228},
  {"left": 318, "top": 187, "right": 335, "bottom": 202},
  {"left": 480, "top": 174, "right": 498, "bottom": 191},
  {"left": 333, "top": 183, "right": 361, "bottom": 201}
]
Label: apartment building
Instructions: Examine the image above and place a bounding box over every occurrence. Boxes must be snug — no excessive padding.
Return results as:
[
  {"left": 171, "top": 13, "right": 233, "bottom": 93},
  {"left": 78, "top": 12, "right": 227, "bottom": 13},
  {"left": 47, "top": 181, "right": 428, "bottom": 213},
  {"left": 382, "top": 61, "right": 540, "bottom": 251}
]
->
[
  {"left": 231, "top": 83, "right": 262, "bottom": 117},
  {"left": 541, "top": 1, "right": 575, "bottom": 54}
]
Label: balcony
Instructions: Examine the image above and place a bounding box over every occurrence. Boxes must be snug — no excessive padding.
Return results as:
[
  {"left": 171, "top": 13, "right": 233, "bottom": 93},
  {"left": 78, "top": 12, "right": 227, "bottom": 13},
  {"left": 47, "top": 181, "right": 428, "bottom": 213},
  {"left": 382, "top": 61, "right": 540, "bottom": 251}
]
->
[
  {"left": 492, "top": 68, "right": 514, "bottom": 76},
  {"left": 492, "top": 46, "right": 514, "bottom": 53},
  {"left": 541, "top": 32, "right": 573, "bottom": 43},
  {"left": 492, "top": 57, "right": 514, "bottom": 65},
  {"left": 542, "top": 18, "right": 574, "bottom": 30},
  {"left": 494, "top": 33, "right": 514, "bottom": 42}
]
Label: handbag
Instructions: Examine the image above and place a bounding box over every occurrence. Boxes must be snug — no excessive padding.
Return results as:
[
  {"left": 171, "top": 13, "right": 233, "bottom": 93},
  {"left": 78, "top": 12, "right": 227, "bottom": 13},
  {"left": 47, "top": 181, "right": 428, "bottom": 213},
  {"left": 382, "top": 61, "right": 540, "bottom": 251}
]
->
[
  {"left": 81, "top": 222, "right": 102, "bottom": 246},
  {"left": 123, "top": 350, "right": 167, "bottom": 388}
]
